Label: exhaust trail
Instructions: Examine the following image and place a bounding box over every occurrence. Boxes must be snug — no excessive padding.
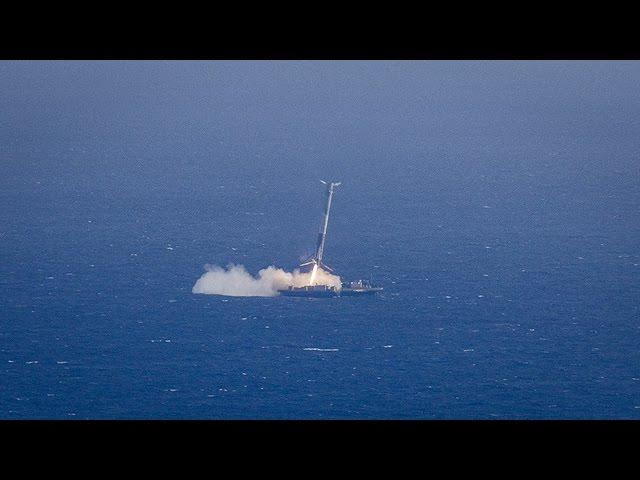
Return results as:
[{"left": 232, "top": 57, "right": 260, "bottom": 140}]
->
[{"left": 192, "top": 263, "right": 341, "bottom": 297}]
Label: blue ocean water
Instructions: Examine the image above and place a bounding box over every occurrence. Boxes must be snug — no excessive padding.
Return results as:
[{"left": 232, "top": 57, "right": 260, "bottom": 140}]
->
[{"left": 1, "top": 61, "right": 639, "bottom": 418}]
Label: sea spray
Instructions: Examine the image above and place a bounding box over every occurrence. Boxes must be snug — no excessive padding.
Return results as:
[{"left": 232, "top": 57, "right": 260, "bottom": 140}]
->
[{"left": 192, "top": 263, "right": 341, "bottom": 297}]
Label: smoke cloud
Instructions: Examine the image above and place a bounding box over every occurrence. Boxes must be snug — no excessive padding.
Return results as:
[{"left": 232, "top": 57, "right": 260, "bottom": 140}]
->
[{"left": 192, "top": 264, "right": 342, "bottom": 297}]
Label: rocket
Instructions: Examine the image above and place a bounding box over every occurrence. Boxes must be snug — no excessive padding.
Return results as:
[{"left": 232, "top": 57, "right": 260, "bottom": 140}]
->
[{"left": 300, "top": 180, "right": 341, "bottom": 273}]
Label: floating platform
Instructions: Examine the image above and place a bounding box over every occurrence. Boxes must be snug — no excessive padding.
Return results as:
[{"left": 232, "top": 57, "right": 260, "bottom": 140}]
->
[
  {"left": 278, "top": 285, "right": 339, "bottom": 298},
  {"left": 278, "top": 280, "right": 382, "bottom": 298}
]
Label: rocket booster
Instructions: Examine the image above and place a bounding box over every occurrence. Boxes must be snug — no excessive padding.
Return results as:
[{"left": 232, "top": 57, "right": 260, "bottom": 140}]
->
[
  {"left": 300, "top": 180, "right": 341, "bottom": 272},
  {"left": 315, "top": 180, "right": 340, "bottom": 265}
]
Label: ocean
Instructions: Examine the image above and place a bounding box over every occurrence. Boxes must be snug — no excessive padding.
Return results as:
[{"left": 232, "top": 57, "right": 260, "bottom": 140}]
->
[{"left": 1, "top": 61, "right": 639, "bottom": 418}]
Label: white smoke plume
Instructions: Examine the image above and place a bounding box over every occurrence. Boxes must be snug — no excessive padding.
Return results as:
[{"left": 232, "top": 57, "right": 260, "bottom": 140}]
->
[{"left": 192, "top": 264, "right": 342, "bottom": 297}]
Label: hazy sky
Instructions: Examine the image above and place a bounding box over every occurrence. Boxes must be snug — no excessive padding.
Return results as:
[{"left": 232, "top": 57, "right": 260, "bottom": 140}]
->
[{"left": 2, "top": 61, "right": 639, "bottom": 198}]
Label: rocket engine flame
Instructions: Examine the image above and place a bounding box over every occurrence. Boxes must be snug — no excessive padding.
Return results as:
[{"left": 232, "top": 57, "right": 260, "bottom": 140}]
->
[{"left": 309, "top": 263, "right": 319, "bottom": 285}]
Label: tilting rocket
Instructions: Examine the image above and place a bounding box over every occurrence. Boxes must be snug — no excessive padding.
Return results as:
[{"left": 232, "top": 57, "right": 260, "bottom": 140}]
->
[
  {"left": 300, "top": 180, "right": 341, "bottom": 273},
  {"left": 278, "top": 179, "right": 382, "bottom": 296}
]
